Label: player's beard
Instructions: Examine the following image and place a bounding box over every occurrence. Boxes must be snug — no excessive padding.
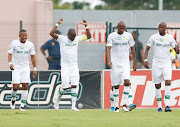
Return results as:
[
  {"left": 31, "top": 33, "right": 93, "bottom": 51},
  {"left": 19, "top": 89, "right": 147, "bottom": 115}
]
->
[{"left": 20, "top": 38, "right": 27, "bottom": 43}]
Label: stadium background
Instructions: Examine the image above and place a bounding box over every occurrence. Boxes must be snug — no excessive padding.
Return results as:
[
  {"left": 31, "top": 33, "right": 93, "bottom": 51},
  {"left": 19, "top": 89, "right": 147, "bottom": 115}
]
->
[{"left": 0, "top": 0, "right": 180, "bottom": 109}]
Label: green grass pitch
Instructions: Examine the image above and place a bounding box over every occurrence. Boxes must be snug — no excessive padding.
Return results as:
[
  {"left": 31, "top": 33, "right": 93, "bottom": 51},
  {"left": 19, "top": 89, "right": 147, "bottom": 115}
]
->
[{"left": 0, "top": 109, "right": 180, "bottom": 127}]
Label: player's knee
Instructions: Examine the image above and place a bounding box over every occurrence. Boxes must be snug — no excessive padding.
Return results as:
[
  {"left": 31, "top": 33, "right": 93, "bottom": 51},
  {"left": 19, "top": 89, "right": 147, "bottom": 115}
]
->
[
  {"left": 124, "top": 80, "right": 130, "bottom": 86},
  {"left": 155, "top": 84, "right": 161, "bottom": 89},
  {"left": 113, "top": 85, "right": 119, "bottom": 89},
  {"left": 165, "top": 80, "right": 171, "bottom": 86}
]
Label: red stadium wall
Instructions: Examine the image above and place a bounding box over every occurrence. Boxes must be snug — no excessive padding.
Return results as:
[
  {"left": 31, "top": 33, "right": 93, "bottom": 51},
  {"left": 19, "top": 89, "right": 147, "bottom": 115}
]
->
[{"left": 103, "top": 70, "right": 180, "bottom": 109}]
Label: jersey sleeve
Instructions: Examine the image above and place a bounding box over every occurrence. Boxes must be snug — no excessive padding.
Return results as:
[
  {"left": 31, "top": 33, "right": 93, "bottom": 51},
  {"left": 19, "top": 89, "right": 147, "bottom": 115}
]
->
[
  {"left": 128, "top": 34, "right": 135, "bottom": 47},
  {"left": 106, "top": 34, "right": 113, "bottom": 46},
  {"left": 30, "top": 43, "right": 36, "bottom": 55},
  {"left": 57, "top": 35, "right": 64, "bottom": 43},
  {"left": 170, "top": 36, "right": 176, "bottom": 48},
  {"left": 7, "top": 41, "right": 14, "bottom": 54},
  {"left": 147, "top": 35, "right": 154, "bottom": 47}
]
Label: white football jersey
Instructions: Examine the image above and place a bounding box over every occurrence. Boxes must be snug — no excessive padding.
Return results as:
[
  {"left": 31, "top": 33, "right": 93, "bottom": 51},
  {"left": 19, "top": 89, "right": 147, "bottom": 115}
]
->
[
  {"left": 106, "top": 31, "right": 135, "bottom": 66},
  {"left": 57, "top": 35, "right": 87, "bottom": 65},
  {"left": 147, "top": 33, "right": 176, "bottom": 67},
  {"left": 8, "top": 39, "right": 36, "bottom": 68}
]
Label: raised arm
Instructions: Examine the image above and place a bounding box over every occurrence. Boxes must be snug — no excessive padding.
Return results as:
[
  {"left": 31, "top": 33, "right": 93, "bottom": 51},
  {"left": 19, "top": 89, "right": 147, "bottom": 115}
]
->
[
  {"left": 144, "top": 46, "right": 151, "bottom": 69},
  {"left": 80, "top": 17, "right": 91, "bottom": 39},
  {"left": 50, "top": 17, "right": 63, "bottom": 40},
  {"left": 174, "top": 44, "right": 179, "bottom": 54},
  {"left": 130, "top": 46, "right": 136, "bottom": 71},
  {"left": 31, "top": 55, "right": 37, "bottom": 78}
]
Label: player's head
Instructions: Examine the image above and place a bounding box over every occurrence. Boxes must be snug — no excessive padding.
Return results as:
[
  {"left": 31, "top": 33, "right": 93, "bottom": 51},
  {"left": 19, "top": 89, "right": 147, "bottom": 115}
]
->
[
  {"left": 67, "top": 29, "right": 76, "bottom": 41},
  {"left": 19, "top": 29, "right": 27, "bottom": 43},
  {"left": 117, "top": 21, "right": 126, "bottom": 35},
  {"left": 132, "top": 31, "right": 139, "bottom": 41},
  {"left": 158, "top": 22, "right": 167, "bottom": 36}
]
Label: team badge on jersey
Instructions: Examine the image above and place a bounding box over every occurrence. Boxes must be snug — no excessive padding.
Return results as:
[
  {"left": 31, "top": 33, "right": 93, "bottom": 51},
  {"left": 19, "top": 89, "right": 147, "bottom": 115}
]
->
[{"left": 52, "top": 42, "right": 55, "bottom": 45}]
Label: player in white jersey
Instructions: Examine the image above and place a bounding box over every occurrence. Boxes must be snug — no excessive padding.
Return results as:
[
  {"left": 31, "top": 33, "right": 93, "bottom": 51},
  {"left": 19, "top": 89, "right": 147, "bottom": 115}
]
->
[
  {"left": 144, "top": 22, "right": 179, "bottom": 112},
  {"left": 50, "top": 17, "right": 91, "bottom": 111},
  {"left": 107, "top": 21, "right": 137, "bottom": 112},
  {"left": 7, "top": 29, "right": 37, "bottom": 111}
]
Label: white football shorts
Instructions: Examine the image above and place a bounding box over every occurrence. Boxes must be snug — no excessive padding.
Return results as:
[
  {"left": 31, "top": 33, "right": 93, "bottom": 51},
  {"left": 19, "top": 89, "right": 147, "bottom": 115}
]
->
[
  {"left": 12, "top": 65, "right": 31, "bottom": 84},
  {"left": 152, "top": 63, "right": 172, "bottom": 84},
  {"left": 61, "top": 64, "right": 79, "bottom": 88},
  {"left": 111, "top": 65, "right": 130, "bottom": 86}
]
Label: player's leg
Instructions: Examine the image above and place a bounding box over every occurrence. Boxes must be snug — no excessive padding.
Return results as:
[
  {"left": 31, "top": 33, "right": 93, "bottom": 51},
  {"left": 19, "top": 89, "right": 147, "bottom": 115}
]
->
[
  {"left": 54, "top": 64, "right": 69, "bottom": 110},
  {"left": 110, "top": 87, "right": 115, "bottom": 111},
  {"left": 19, "top": 83, "right": 28, "bottom": 111},
  {"left": 70, "top": 65, "right": 80, "bottom": 111},
  {"left": 122, "top": 79, "right": 131, "bottom": 112},
  {"left": 10, "top": 69, "right": 21, "bottom": 109},
  {"left": 111, "top": 66, "right": 121, "bottom": 112},
  {"left": 19, "top": 67, "right": 31, "bottom": 111},
  {"left": 152, "top": 64, "right": 163, "bottom": 112},
  {"left": 128, "top": 84, "right": 136, "bottom": 111},
  {"left": 163, "top": 66, "right": 172, "bottom": 112}
]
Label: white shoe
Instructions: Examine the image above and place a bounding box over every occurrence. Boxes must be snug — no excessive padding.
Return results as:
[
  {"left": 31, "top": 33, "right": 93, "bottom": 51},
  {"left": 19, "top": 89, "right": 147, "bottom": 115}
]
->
[
  {"left": 10, "top": 99, "right": 16, "bottom": 109},
  {"left": 71, "top": 107, "right": 79, "bottom": 111},
  {"left": 19, "top": 107, "right": 26, "bottom": 111},
  {"left": 54, "top": 101, "right": 59, "bottom": 110},
  {"left": 122, "top": 105, "right": 129, "bottom": 112}
]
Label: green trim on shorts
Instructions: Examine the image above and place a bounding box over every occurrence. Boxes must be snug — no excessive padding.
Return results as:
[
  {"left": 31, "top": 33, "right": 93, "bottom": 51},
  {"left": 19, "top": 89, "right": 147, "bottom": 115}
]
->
[
  {"left": 123, "top": 92, "right": 129, "bottom": 95},
  {"left": 113, "top": 94, "right": 119, "bottom": 97},
  {"left": 128, "top": 95, "right": 132, "bottom": 98}
]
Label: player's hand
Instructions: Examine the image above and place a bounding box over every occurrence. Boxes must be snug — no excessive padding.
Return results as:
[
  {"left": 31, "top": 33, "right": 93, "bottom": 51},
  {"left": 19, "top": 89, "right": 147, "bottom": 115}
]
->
[
  {"left": 33, "top": 71, "right": 37, "bottom": 78},
  {"left": 80, "top": 17, "right": 87, "bottom": 27},
  {"left": 133, "top": 62, "right": 136, "bottom": 71},
  {"left": 129, "top": 54, "right": 133, "bottom": 61},
  {"left": 9, "top": 64, "right": 14, "bottom": 70},
  {"left": 107, "top": 60, "right": 112, "bottom": 68},
  {"left": 57, "top": 17, "right": 63, "bottom": 25},
  {"left": 144, "top": 61, "right": 150, "bottom": 69},
  {"left": 46, "top": 56, "right": 53, "bottom": 60}
]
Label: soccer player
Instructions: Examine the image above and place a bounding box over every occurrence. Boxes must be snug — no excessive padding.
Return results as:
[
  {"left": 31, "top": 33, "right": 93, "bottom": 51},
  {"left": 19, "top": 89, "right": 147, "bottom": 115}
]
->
[
  {"left": 107, "top": 21, "right": 137, "bottom": 112},
  {"left": 8, "top": 29, "right": 37, "bottom": 111},
  {"left": 144, "top": 22, "right": 179, "bottom": 112},
  {"left": 50, "top": 17, "right": 91, "bottom": 111}
]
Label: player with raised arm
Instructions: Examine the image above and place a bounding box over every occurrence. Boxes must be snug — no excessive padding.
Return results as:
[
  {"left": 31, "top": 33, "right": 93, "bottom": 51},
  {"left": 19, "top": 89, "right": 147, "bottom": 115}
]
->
[
  {"left": 8, "top": 29, "right": 37, "bottom": 111},
  {"left": 144, "top": 22, "right": 179, "bottom": 112},
  {"left": 107, "top": 21, "right": 136, "bottom": 112},
  {"left": 50, "top": 17, "right": 91, "bottom": 111}
]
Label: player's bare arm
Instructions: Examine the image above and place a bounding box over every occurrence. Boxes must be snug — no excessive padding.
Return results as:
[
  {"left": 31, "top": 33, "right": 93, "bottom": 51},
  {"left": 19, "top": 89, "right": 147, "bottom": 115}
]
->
[
  {"left": 80, "top": 17, "right": 91, "bottom": 39},
  {"left": 8, "top": 53, "right": 14, "bottom": 70},
  {"left": 31, "top": 55, "right": 37, "bottom": 78},
  {"left": 174, "top": 44, "right": 179, "bottom": 54},
  {"left": 131, "top": 46, "right": 136, "bottom": 71},
  {"left": 50, "top": 17, "right": 63, "bottom": 40},
  {"left": 107, "top": 46, "right": 112, "bottom": 68},
  {"left": 144, "top": 46, "right": 150, "bottom": 69}
]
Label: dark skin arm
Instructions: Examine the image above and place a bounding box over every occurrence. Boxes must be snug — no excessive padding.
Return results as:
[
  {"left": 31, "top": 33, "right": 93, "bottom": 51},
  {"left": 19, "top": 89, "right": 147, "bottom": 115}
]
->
[
  {"left": 40, "top": 47, "right": 53, "bottom": 60},
  {"left": 131, "top": 46, "right": 136, "bottom": 71},
  {"left": 50, "top": 17, "right": 63, "bottom": 40},
  {"left": 80, "top": 17, "right": 91, "bottom": 39},
  {"left": 107, "top": 46, "right": 112, "bottom": 68},
  {"left": 140, "top": 49, "right": 144, "bottom": 64},
  {"left": 8, "top": 53, "right": 14, "bottom": 70},
  {"left": 144, "top": 46, "right": 151, "bottom": 69},
  {"left": 31, "top": 55, "right": 37, "bottom": 78},
  {"left": 174, "top": 44, "right": 179, "bottom": 54}
]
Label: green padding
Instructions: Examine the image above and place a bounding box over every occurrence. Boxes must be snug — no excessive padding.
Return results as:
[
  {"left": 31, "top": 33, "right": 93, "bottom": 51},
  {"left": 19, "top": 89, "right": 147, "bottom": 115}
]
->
[
  {"left": 71, "top": 93, "right": 77, "bottom": 97},
  {"left": 156, "top": 98, "right": 162, "bottom": 101},
  {"left": 165, "top": 95, "right": 170, "bottom": 99},
  {"left": 21, "top": 100, "right": 26, "bottom": 103},
  {"left": 110, "top": 98, "right": 114, "bottom": 101},
  {"left": 113, "top": 94, "right": 119, "bottom": 97},
  {"left": 123, "top": 92, "right": 129, "bottom": 95}
]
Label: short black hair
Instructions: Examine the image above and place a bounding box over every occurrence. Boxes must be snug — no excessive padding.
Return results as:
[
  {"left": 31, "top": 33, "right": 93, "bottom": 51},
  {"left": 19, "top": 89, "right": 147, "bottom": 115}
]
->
[{"left": 19, "top": 29, "right": 27, "bottom": 33}]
